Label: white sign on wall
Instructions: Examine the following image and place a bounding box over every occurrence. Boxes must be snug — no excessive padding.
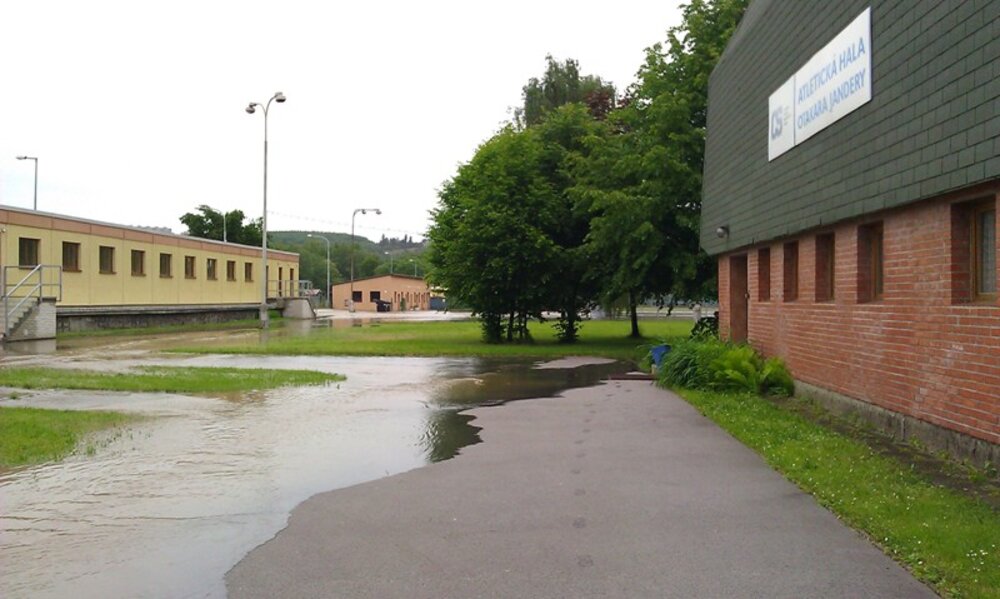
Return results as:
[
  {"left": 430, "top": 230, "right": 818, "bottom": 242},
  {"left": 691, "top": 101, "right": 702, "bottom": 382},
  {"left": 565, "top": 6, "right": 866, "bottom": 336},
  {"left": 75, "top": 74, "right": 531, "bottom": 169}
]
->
[{"left": 768, "top": 7, "right": 872, "bottom": 161}]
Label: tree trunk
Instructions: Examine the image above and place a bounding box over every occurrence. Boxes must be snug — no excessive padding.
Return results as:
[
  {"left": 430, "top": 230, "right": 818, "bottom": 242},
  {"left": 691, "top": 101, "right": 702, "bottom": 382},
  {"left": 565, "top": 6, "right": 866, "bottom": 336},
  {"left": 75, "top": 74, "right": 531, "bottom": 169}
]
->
[
  {"left": 629, "top": 290, "right": 641, "bottom": 338},
  {"left": 507, "top": 312, "right": 515, "bottom": 342}
]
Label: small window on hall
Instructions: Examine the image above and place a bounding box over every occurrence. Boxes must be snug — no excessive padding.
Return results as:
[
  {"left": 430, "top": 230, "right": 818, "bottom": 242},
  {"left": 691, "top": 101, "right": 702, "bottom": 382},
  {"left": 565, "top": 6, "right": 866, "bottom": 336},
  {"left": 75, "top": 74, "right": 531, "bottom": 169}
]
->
[
  {"left": 131, "top": 250, "right": 145, "bottom": 276},
  {"left": 858, "top": 223, "right": 884, "bottom": 302},
  {"left": 244, "top": 262, "right": 253, "bottom": 282},
  {"left": 783, "top": 241, "right": 798, "bottom": 302},
  {"left": 352, "top": 290, "right": 363, "bottom": 302},
  {"left": 99, "top": 246, "right": 115, "bottom": 274},
  {"left": 815, "top": 233, "right": 835, "bottom": 302},
  {"left": 207, "top": 258, "right": 218, "bottom": 280},
  {"left": 370, "top": 290, "right": 381, "bottom": 302},
  {"left": 185, "top": 255, "right": 196, "bottom": 279},
  {"left": 18, "top": 237, "right": 40, "bottom": 268},
  {"left": 757, "top": 247, "right": 771, "bottom": 301},
  {"left": 226, "top": 260, "right": 237, "bottom": 281},
  {"left": 160, "top": 253, "right": 172, "bottom": 278},
  {"left": 973, "top": 202, "right": 996, "bottom": 300},
  {"left": 62, "top": 242, "right": 81, "bottom": 272}
]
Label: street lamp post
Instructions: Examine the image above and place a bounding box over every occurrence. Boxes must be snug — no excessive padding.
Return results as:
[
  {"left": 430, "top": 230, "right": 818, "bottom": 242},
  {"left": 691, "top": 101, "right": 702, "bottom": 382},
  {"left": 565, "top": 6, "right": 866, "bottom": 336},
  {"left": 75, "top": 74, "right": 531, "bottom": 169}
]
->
[
  {"left": 350, "top": 207, "right": 381, "bottom": 313},
  {"left": 409, "top": 259, "right": 418, "bottom": 276},
  {"left": 307, "top": 233, "right": 331, "bottom": 308},
  {"left": 384, "top": 251, "right": 393, "bottom": 274},
  {"left": 15, "top": 156, "right": 38, "bottom": 210},
  {"left": 245, "top": 91, "right": 286, "bottom": 329}
]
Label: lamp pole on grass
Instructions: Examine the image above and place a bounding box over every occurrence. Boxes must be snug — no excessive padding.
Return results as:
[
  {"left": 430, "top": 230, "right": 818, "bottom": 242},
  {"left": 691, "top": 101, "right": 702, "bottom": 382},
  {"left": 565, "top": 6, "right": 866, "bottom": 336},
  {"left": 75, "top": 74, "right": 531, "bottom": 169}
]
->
[
  {"left": 15, "top": 156, "right": 38, "bottom": 210},
  {"left": 307, "top": 233, "right": 331, "bottom": 308},
  {"left": 350, "top": 208, "right": 381, "bottom": 312},
  {"left": 245, "top": 91, "right": 286, "bottom": 329}
]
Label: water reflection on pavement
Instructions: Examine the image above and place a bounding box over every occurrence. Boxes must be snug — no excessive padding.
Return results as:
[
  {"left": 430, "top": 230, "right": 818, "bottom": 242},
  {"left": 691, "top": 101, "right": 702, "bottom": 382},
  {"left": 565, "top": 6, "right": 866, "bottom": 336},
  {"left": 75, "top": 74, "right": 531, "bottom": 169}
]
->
[{"left": 0, "top": 349, "right": 625, "bottom": 598}]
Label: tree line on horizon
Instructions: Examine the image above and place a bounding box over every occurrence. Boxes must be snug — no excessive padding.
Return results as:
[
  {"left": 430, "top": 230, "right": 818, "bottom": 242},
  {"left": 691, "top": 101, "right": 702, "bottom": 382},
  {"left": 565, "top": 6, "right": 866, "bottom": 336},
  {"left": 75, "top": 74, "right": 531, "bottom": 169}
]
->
[{"left": 428, "top": 0, "right": 748, "bottom": 343}]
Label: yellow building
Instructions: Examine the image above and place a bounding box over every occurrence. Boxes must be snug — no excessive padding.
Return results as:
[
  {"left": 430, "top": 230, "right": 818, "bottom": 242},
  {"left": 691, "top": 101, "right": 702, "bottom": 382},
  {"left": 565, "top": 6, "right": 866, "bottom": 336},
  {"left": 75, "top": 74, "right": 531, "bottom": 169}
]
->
[
  {"left": 1, "top": 205, "right": 299, "bottom": 311},
  {"left": 332, "top": 274, "right": 430, "bottom": 312}
]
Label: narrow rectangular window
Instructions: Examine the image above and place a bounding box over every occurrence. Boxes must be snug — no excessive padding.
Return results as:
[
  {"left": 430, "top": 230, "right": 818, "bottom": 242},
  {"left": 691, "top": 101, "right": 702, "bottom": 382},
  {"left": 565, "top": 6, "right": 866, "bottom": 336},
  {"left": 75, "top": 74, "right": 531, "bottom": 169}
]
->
[
  {"left": 244, "top": 262, "right": 253, "bottom": 282},
  {"left": 757, "top": 247, "right": 771, "bottom": 301},
  {"left": 185, "top": 255, "right": 196, "bottom": 279},
  {"left": 815, "top": 233, "right": 835, "bottom": 301},
  {"left": 207, "top": 258, "right": 218, "bottom": 280},
  {"left": 858, "top": 223, "right": 884, "bottom": 302},
  {"left": 973, "top": 203, "right": 996, "bottom": 299},
  {"left": 160, "top": 253, "right": 172, "bottom": 278},
  {"left": 99, "top": 246, "right": 115, "bottom": 274},
  {"left": 131, "top": 250, "right": 145, "bottom": 276},
  {"left": 62, "top": 242, "right": 81, "bottom": 272},
  {"left": 783, "top": 241, "right": 798, "bottom": 302},
  {"left": 226, "top": 260, "right": 236, "bottom": 281},
  {"left": 18, "top": 238, "right": 40, "bottom": 267}
]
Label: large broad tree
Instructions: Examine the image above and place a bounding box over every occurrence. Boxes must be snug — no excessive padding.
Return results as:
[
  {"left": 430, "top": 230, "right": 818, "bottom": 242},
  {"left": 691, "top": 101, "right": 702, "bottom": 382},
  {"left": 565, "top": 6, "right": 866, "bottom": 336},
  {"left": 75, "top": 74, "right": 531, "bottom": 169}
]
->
[
  {"left": 429, "top": 127, "right": 559, "bottom": 343},
  {"left": 180, "top": 205, "right": 263, "bottom": 247},
  {"left": 575, "top": 0, "right": 748, "bottom": 337}
]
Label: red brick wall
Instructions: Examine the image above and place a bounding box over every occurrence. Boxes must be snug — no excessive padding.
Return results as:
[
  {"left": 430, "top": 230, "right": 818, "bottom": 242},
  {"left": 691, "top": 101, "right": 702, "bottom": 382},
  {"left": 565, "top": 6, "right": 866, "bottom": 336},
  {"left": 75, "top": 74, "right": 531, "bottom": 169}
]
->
[{"left": 718, "top": 186, "right": 1000, "bottom": 445}]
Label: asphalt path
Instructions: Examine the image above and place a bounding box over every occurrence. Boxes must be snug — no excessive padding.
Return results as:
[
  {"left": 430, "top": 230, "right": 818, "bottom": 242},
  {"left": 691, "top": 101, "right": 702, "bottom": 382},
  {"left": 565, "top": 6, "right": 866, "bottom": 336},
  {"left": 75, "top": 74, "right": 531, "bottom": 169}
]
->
[{"left": 227, "top": 380, "right": 934, "bottom": 598}]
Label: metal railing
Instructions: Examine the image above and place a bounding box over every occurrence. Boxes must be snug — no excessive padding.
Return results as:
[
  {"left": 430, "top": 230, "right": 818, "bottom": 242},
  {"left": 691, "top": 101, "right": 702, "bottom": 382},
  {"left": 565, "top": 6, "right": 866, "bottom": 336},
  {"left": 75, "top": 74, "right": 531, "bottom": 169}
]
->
[
  {"left": 2, "top": 264, "right": 63, "bottom": 336},
  {"left": 266, "top": 279, "right": 313, "bottom": 299}
]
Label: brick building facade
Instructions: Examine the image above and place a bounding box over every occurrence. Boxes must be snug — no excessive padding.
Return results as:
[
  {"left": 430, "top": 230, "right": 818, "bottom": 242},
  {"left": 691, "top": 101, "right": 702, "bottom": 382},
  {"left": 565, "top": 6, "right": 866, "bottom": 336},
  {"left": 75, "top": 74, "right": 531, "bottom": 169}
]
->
[{"left": 702, "top": 1, "right": 998, "bottom": 458}]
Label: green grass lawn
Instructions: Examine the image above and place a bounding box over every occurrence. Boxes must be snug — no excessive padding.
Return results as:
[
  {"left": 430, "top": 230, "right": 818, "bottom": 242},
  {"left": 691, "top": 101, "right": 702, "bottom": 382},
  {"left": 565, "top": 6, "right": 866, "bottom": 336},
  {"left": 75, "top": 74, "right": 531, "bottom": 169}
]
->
[
  {"left": 171, "top": 319, "right": 693, "bottom": 361},
  {"left": 0, "top": 366, "right": 344, "bottom": 393},
  {"left": 0, "top": 407, "right": 130, "bottom": 468},
  {"left": 678, "top": 389, "right": 1000, "bottom": 599}
]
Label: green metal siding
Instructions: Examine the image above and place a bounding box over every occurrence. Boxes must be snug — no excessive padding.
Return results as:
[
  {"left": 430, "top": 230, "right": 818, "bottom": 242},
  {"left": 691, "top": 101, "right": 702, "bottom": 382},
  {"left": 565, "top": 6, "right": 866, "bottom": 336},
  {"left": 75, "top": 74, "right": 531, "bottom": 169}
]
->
[{"left": 701, "top": 0, "right": 1000, "bottom": 256}]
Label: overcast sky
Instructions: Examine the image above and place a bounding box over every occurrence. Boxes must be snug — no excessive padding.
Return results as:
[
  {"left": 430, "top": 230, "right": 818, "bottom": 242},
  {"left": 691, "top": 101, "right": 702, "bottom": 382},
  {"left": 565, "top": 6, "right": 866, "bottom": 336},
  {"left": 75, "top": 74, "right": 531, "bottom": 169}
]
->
[{"left": 0, "top": 1, "right": 684, "bottom": 242}]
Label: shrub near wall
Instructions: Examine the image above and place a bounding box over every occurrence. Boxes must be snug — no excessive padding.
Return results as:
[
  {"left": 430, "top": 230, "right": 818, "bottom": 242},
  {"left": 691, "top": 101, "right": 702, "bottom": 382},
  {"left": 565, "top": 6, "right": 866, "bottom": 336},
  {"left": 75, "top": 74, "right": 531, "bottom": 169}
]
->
[{"left": 658, "top": 339, "right": 794, "bottom": 396}]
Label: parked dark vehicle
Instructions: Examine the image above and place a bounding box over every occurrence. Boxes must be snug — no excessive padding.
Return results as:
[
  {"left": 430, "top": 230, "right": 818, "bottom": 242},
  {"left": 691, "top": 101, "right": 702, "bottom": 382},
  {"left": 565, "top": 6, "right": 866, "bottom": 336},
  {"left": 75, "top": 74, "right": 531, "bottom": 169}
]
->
[{"left": 374, "top": 299, "right": 392, "bottom": 312}]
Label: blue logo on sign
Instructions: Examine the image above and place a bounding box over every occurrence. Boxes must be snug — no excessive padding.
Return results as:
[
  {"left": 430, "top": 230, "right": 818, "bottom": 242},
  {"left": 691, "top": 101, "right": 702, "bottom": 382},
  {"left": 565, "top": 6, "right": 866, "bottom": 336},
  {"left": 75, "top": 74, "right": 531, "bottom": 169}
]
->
[{"left": 771, "top": 109, "right": 784, "bottom": 140}]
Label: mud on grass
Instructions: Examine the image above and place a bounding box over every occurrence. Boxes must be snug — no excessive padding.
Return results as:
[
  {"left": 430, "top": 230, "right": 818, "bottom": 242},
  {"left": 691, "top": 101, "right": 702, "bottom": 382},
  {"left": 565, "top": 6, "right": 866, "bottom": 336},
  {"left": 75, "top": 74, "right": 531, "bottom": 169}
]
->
[
  {"left": 0, "top": 366, "right": 344, "bottom": 394},
  {"left": 678, "top": 388, "right": 1000, "bottom": 599}
]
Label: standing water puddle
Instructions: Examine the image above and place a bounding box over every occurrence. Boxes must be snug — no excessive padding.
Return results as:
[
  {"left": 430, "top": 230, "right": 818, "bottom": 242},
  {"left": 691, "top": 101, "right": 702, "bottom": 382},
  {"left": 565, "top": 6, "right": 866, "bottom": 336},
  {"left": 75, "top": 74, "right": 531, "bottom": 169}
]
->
[{"left": 0, "top": 352, "right": 627, "bottom": 598}]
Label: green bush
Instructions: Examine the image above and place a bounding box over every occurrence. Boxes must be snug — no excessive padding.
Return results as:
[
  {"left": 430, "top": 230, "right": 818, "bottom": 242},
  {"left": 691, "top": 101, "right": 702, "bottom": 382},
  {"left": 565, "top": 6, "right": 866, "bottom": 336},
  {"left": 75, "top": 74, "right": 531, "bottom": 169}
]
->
[{"left": 658, "top": 339, "right": 794, "bottom": 397}]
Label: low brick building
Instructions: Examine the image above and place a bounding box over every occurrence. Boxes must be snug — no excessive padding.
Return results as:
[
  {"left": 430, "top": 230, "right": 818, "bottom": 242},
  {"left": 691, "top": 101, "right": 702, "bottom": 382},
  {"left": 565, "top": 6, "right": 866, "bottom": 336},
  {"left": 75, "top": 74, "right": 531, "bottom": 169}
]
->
[
  {"left": 701, "top": 1, "right": 998, "bottom": 461},
  {"left": 331, "top": 274, "right": 431, "bottom": 312}
]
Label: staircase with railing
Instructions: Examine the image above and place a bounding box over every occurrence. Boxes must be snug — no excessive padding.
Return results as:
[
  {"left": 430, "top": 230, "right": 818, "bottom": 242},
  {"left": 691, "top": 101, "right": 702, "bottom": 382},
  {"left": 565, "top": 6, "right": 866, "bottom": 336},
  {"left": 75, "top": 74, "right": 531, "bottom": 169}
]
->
[{"left": 2, "top": 265, "right": 62, "bottom": 341}]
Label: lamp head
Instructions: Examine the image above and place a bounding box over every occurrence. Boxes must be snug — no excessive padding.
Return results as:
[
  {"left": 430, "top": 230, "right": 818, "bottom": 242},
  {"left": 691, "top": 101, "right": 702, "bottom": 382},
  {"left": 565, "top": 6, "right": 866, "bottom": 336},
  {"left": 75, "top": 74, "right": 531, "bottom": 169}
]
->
[
  {"left": 374, "top": 209, "right": 382, "bottom": 215},
  {"left": 306, "top": 234, "right": 314, "bottom": 238},
  {"left": 245, "top": 103, "right": 256, "bottom": 114},
  {"left": 715, "top": 225, "right": 729, "bottom": 239},
  {"left": 274, "top": 91, "right": 286, "bottom": 103},
  {"left": 16, "top": 155, "right": 27, "bottom": 160}
]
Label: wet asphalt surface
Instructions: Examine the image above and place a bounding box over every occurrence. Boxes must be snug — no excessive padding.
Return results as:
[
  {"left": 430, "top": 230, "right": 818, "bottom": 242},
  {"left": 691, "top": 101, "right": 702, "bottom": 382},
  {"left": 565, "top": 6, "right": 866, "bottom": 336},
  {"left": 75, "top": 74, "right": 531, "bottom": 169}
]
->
[{"left": 227, "top": 380, "right": 934, "bottom": 599}]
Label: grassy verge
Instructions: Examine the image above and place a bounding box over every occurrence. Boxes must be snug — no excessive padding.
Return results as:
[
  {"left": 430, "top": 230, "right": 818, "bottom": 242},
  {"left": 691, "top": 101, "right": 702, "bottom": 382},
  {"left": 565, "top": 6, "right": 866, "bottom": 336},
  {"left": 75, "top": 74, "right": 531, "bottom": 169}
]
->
[
  {"left": 0, "top": 366, "right": 344, "bottom": 393},
  {"left": 677, "top": 388, "right": 999, "bottom": 598},
  {"left": 0, "top": 407, "right": 130, "bottom": 468},
  {"left": 171, "top": 319, "right": 693, "bottom": 361},
  {"left": 57, "top": 317, "right": 270, "bottom": 339}
]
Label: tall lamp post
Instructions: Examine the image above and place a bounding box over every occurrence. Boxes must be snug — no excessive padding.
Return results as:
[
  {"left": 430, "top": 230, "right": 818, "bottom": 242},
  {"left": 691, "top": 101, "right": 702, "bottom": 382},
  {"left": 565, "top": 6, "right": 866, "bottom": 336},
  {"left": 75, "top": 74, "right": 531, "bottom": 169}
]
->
[
  {"left": 15, "top": 156, "right": 38, "bottom": 210},
  {"left": 245, "top": 91, "right": 286, "bottom": 329},
  {"left": 350, "top": 207, "right": 381, "bottom": 312},
  {"left": 408, "top": 259, "right": 418, "bottom": 276},
  {"left": 307, "top": 233, "right": 331, "bottom": 308},
  {"left": 384, "top": 251, "right": 393, "bottom": 274}
]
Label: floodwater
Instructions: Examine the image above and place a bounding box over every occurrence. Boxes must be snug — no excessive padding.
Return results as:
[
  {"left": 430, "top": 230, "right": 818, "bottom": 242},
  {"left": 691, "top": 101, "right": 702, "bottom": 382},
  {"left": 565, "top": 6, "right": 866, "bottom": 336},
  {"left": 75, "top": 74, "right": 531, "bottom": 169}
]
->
[{"left": 0, "top": 337, "right": 627, "bottom": 599}]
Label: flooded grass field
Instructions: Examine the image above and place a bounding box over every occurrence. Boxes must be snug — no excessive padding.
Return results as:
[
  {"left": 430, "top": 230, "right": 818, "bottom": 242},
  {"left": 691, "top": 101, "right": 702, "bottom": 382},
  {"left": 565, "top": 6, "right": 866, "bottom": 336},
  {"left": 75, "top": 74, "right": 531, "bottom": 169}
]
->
[{"left": 0, "top": 329, "right": 627, "bottom": 598}]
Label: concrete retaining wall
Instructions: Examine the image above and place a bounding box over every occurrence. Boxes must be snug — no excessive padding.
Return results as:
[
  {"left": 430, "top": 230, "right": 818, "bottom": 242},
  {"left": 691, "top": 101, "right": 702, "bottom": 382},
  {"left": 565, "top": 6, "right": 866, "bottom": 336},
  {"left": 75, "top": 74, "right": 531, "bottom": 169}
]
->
[{"left": 57, "top": 304, "right": 260, "bottom": 332}]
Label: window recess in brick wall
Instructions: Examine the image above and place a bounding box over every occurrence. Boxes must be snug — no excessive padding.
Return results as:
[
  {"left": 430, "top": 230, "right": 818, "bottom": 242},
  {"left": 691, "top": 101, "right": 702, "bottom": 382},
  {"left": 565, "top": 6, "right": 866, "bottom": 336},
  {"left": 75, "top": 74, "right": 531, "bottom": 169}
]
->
[
  {"left": 857, "top": 223, "right": 883, "bottom": 303},
  {"left": 951, "top": 198, "right": 997, "bottom": 303},
  {"left": 757, "top": 247, "right": 771, "bottom": 301},
  {"left": 815, "top": 233, "right": 835, "bottom": 302},
  {"left": 783, "top": 241, "right": 799, "bottom": 302}
]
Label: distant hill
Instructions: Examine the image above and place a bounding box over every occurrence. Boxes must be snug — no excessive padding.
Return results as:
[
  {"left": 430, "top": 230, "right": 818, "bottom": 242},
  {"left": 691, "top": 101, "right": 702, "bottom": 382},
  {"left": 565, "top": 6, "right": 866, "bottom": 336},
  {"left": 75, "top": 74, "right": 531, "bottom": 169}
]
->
[{"left": 270, "top": 230, "right": 377, "bottom": 249}]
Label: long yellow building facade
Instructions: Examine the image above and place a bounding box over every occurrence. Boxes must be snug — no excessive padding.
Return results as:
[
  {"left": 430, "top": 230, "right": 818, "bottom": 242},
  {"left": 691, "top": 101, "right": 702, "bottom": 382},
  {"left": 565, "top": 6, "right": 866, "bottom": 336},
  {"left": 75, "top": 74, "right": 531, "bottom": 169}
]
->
[{"left": 0, "top": 206, "right": 299, "bottom": 307}]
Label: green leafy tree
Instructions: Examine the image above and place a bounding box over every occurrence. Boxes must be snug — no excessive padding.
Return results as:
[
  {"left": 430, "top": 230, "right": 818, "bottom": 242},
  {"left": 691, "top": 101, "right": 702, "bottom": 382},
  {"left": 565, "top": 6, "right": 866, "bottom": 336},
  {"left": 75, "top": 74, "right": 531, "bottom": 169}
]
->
[
  {"left": 516, "top": 56, "right": 616, "bottom": 127},
  {"left": 180, "top": 205, "right": 262, "bottom": 247}
]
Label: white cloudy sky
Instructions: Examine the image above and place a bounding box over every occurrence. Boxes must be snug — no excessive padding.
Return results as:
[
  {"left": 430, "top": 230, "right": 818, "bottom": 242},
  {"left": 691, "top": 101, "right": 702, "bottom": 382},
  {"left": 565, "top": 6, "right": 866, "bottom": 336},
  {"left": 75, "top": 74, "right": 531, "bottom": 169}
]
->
[{"left": 0, "top": 1, "right": 683, "bottom": 242}]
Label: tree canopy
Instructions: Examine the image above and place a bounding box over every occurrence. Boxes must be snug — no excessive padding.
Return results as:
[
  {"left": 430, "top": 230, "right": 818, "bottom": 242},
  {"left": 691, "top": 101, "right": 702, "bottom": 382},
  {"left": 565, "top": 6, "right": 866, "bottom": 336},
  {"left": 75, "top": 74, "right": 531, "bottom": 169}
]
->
[
  {"left": 179, "top": 205, "right": 262, "bottom": 247},
  {"left": 429, "top": 0, "right": 748, "bottom": 342}
]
